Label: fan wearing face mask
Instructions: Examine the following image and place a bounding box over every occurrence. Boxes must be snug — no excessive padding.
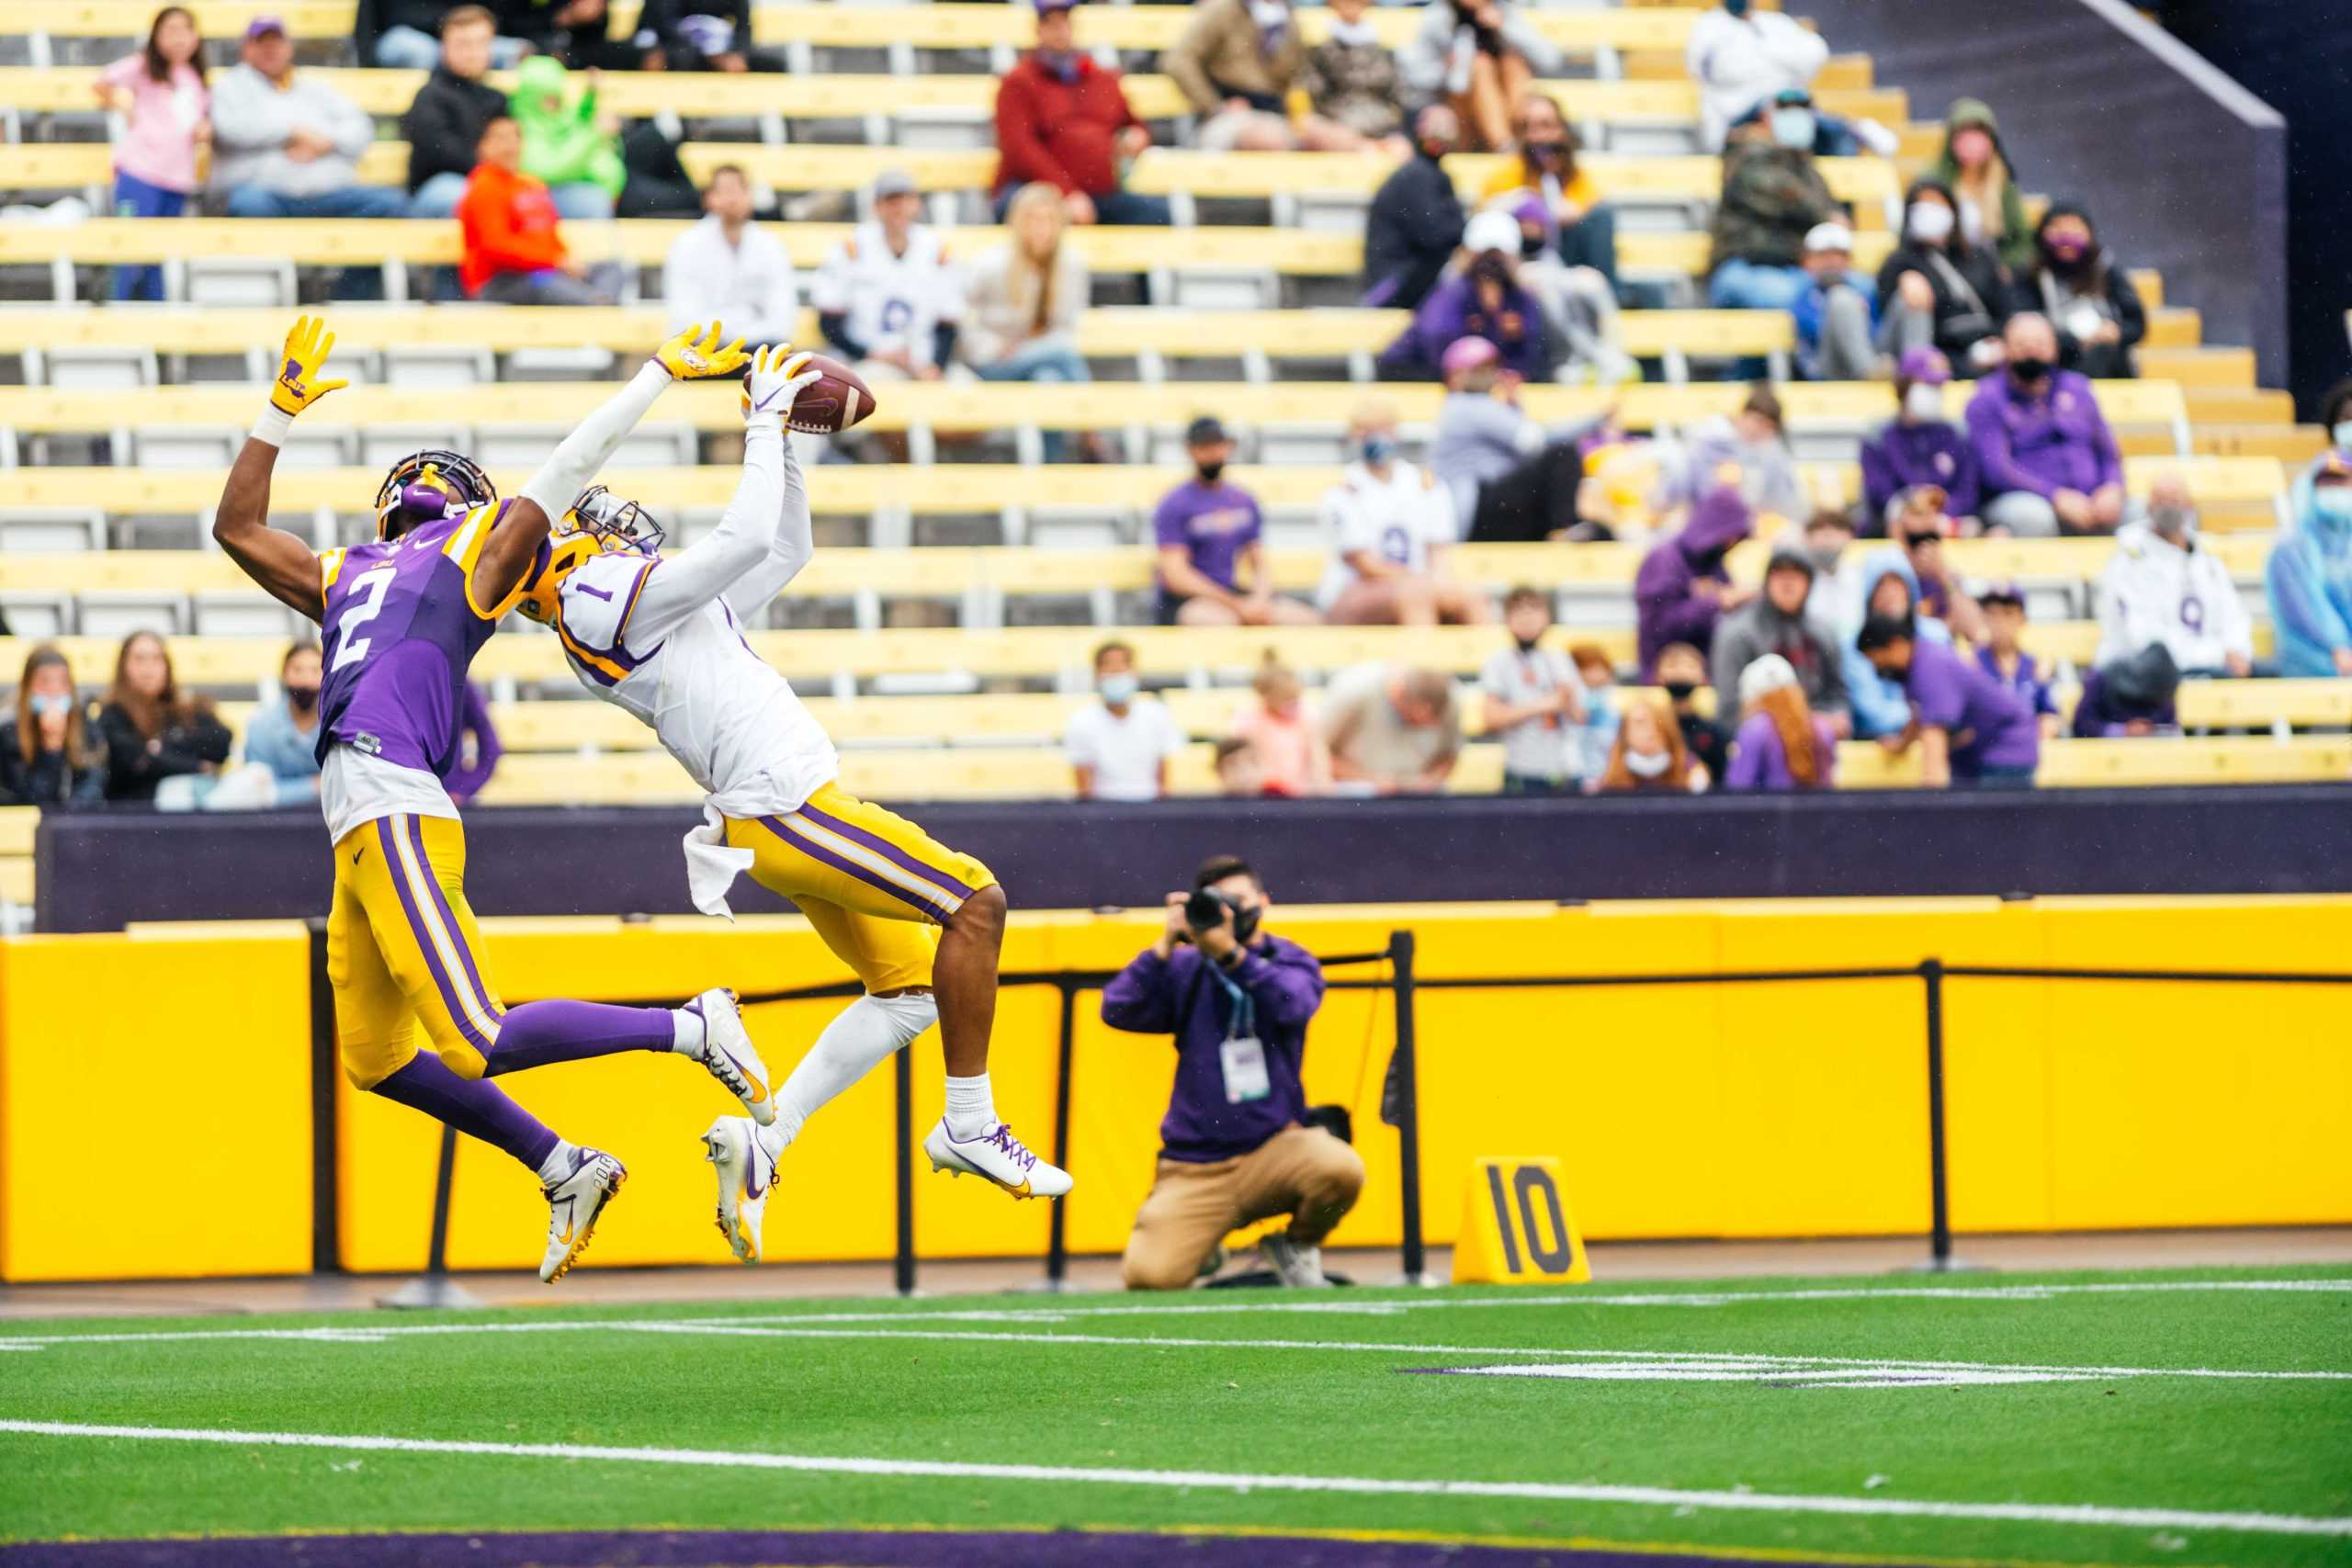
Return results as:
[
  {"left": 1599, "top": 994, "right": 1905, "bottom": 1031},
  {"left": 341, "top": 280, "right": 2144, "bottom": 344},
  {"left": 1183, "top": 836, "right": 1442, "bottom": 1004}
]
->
[
  {"left": 1395, "top": 0, "right": 1565, "bottom": 152},
  {"left": 1705, "top": 94, "right": 1840, "bottom": 315},
  {"left": 1860, "top": 346, "right": 1981, "bottom": 532},
  {"left": 1876, "top": 176, "right": 2011, "bottom": 375},
  {"left": 1964, "top": 310, "right": 2125, "bottom": 538},
  {"left": 2265, "top": 452, "right": 2352, "bottom": 680},
  {"left": 1378, "top": 209, "right": 1558, "bottom": 383},
  {"left": 1683, "top": 0, "right": 1828, "bottom": 152},
  {"left": 2093, "top": 473, "right": 2255, "bottom": 679},
  {"left": 2013, "top": 204, "right": 2146, "bottom": 381},
  {"left": 239, "top": 637, "right": 329, "bottom": 803},
  {"left": 0, "top": 646, "right": 105, "bottom": 807}
]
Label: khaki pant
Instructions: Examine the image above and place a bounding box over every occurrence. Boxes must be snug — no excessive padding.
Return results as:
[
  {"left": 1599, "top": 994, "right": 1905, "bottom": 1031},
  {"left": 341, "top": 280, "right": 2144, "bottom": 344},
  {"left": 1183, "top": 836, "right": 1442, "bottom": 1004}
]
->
[{"left": 1120, "top": 1124, "right": 1366, "bottom": 1291}]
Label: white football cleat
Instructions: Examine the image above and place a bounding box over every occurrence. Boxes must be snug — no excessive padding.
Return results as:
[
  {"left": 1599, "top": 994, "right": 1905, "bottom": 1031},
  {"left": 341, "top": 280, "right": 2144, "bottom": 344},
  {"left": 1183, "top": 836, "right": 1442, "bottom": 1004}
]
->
[
  {"left": 922, "top": 1117, "right": 1072, "bottom": 1200},
  {"left": 1261, "top": 1233, "right": 1329, "bottom": 1289},
  {"left": 703, "top": 1114, "right": 776, "bottom": 1264},
  {"left": 539, "top": 1146, "right": 627, "bottom": 1284},
  {"left": 686, "top": 988, "right": 775, "bottom": 1125}
]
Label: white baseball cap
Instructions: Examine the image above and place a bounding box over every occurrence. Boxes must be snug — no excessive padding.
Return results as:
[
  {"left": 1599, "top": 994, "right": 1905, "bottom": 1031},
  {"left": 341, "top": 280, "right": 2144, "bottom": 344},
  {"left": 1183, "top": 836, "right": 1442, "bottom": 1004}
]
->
[
  {"left": 1803, "top": 221, "right": 1854, "bottom": 254},
  {"left": 1464, "top": 209, "right": 1521, "bottom": 256}
]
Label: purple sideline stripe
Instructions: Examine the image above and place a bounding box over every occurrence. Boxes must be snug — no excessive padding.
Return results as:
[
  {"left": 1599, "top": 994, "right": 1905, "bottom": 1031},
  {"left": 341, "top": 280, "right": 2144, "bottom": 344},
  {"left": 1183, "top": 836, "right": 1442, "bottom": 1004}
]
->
[
  {"left": 401, "top": 815, "right": 505, "bottom": 1037},
  {"left": 757, "top": 814, "right": 955, "bottom": 923},
  {"left": 0, "top": 1529, "right": 1939, "bottom": 1568},
  {"left": 795, "top": 801, "right": 976, "bottom": 906},
  {"left": 375, "top": 816, "right": 497, "bottom": 1055}
]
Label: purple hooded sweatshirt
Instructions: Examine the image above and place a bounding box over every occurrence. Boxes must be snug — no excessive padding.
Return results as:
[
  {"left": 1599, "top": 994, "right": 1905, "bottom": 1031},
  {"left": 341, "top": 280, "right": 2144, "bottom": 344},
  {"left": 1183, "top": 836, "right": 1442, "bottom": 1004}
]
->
[
  {"left": 1634, "top": 486, "right": 1755, "bottom": 676},
  {"left": 1859, "top": 416, "right": 1981, "bottom": 525},
  {"left": 1725, "top": 709, "right": 1840, "bottom": 790},
  {"left": 1377, "top": 271, "right": 1553, "bottom": 381},
  {"left": 1964, "top": 367, "right": 2123, "bottom": 502}
]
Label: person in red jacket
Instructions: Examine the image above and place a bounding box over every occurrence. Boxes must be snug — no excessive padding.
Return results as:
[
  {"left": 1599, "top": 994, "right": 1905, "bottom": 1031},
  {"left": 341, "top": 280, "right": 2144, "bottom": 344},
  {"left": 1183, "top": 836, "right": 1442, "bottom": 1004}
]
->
[
  {"left": 457, "top": 115, "right": 623, "bottom": 304},
  {"left": 992, "top": 0, "right": 1170, "bottom": 226}
]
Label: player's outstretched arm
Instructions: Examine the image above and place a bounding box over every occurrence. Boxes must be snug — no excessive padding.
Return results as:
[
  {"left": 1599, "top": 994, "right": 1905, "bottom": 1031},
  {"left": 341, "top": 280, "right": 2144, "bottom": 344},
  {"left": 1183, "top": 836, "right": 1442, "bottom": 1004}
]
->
[
  {"left": 724, "top": 349, "right": 825, "bottom": 618},
  {"left": 478, "top": 321, "right": 752, "bottom": 610},
  {"left": 213, "top": 315, "right": 348, "bottom": 623},
  {"left": 622, "top": 346, "right": 820, "bottom": 648}
]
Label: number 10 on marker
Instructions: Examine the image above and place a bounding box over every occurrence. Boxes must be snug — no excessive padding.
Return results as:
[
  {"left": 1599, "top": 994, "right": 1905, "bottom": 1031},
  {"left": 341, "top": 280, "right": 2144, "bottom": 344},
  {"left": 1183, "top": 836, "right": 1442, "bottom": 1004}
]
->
[{"left": 1452, "top": 1156, "right": 1591, "bottom": 1285}]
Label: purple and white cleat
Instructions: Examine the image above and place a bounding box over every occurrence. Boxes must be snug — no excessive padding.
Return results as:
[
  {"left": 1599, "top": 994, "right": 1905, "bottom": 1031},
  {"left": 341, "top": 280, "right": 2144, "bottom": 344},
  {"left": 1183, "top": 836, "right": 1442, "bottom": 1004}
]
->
[
  {"left": 684, "top": 988, "right": 775, "bottom": 1126},
  {"left": 702, "top": 1114, "right": 776, "bottom": 1264},
  {"left": 922, "top": 1117, "right": 1073, "bottom": 1200},
  {"left": 540, "top": 1146, "right": 627, "bottom": 1284}
]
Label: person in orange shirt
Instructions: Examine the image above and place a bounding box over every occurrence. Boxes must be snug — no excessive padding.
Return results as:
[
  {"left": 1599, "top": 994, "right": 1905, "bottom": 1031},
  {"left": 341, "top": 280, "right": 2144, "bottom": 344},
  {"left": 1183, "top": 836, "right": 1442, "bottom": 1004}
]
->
[
  {"left": 457, "top": 115, "right": 621, "bottom": 305},
  {"left": 1232, "top": 658, "right": 1331, "bottom": 798}
]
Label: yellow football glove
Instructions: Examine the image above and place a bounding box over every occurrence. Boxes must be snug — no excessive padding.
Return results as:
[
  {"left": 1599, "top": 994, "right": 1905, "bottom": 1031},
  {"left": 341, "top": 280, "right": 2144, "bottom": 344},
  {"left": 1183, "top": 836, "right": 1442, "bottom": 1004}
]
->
[
  {"left": 653, "top": 321, "right": 752, "bottom": 381},
  {"left": 267, "top": 315, "right": 348, "bottom": 418}
]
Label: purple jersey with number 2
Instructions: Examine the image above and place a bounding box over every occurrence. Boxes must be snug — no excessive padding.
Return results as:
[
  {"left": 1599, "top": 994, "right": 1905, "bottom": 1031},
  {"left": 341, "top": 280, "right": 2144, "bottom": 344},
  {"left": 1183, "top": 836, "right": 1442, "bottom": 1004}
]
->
[{"left": 315, "top": 502, "right": 514, "bottom": 778}]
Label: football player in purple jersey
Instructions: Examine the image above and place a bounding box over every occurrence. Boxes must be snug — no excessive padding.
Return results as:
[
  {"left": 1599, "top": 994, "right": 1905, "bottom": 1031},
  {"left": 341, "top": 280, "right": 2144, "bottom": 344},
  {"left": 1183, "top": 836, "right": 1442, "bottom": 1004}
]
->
[{"left": 212, "top": 315, "right": 772, "bottom": 1283}]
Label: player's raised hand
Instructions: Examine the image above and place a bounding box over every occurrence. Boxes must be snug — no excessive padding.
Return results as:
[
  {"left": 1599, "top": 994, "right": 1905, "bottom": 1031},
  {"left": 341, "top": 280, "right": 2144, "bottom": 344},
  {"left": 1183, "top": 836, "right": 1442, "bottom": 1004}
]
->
[
  {"left": 741, "top": 345, "right": 821, "bottom": 425},
  {"left": 267, "top": 315, "right": 347, "bottom": 418},
  {"left": 653, "top": 321, "right": 752, "bottom": 381}
]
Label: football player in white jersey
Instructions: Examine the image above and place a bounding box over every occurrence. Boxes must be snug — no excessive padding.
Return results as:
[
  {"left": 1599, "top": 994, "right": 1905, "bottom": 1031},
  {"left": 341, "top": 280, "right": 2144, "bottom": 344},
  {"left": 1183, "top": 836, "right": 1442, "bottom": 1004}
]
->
[{"left": 518, "top": 347, "right": 1072, "bottom": 1263}]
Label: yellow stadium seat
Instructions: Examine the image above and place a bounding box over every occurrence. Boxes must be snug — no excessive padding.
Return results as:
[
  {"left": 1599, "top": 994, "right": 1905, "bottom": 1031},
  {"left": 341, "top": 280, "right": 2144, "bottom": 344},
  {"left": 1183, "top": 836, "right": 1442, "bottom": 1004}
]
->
[{"left": 2175, "top": 680, "right": 2352, "bottom": 730}]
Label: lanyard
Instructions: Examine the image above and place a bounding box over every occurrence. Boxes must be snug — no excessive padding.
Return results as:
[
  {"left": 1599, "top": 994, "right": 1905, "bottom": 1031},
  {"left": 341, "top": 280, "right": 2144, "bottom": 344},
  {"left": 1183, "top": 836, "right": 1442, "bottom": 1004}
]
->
[{"left": 1204, "top": 953, "right": 1256, "bottom": 1043}]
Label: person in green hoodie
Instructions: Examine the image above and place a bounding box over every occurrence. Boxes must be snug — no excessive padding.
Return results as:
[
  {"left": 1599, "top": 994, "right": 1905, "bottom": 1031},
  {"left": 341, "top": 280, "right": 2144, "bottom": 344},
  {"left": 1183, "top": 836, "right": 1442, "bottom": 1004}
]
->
[
  {"left": 511, "top": 53, "right": 625, "bottom": 222},
  {"left": 1931, "top": 97, "right": 2033, "bottom": 279}
]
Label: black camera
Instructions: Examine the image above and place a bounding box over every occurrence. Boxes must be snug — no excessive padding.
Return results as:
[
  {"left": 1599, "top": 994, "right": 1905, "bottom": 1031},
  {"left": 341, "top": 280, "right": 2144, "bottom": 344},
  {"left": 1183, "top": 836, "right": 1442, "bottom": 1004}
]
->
[{"left": 1182, "top": 888, "right": 1261, "bottom": 944}]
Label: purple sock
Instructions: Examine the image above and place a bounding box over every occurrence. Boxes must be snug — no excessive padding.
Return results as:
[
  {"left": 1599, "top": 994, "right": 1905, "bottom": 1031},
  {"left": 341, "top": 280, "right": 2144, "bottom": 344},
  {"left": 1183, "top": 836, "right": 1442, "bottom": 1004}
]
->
[
  {"left": 375, "top": 1050, "right": 560, "bottom": 1172},
  {"left": 483, "top": 998, "right": 676, "bottom": 1077}
]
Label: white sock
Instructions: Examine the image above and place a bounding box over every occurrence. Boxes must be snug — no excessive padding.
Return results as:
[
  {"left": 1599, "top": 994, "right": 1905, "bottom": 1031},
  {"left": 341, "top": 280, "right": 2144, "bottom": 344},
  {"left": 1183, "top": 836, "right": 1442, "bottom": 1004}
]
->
[
  {"left": 535, "top": 1138, "right": 580, "bottom": 1186},
  {"left": 760, "top": 992, "right": 938, "bottom": 1157},
  {"left": 944, "top": 1071, "right": 997, "bottom": 1140},
  {"left": 670, "top": 1000, "right": 708, "bottom": 1055}
]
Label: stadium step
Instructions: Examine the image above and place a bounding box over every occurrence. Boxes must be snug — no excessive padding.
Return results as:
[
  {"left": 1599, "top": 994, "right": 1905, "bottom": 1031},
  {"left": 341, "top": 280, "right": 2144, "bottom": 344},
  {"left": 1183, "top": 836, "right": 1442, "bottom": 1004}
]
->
[
  {"left": 2141, "top": 346, "right": 2256, "bottom": 389},
  {"left": 2192, "top": 424, "right": 2330, "bottom": 465},
  {"left": 2146, "top": 309, "right": 2202, "bottom": 349},
  {"left": 2187, "top": 388, "right": 2297, "bottom": 425}
]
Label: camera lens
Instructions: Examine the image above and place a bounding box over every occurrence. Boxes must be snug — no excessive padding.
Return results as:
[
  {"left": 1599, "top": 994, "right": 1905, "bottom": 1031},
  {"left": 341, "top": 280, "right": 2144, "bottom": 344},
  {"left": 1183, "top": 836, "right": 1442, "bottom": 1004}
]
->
[{"left": 1184, "top": 889, "right": 1227, "bottom": 931}]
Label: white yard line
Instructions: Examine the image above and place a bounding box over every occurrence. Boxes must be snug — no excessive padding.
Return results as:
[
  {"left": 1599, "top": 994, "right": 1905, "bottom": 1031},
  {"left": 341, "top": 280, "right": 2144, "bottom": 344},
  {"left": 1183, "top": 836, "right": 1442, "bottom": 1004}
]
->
[
  {"left": 4, "top": 1276, "right": 2346, "bottom": 1353},
  {"left": 1, "top": 1418, "right": 2346, "bottom": 1540}
]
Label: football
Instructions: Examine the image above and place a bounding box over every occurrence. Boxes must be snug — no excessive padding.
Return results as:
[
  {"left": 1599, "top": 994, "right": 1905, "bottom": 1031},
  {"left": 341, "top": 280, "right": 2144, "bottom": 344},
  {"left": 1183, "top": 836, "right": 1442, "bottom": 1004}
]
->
[{"left": 767, "top": 352, "right": 876, "bottom": 435}]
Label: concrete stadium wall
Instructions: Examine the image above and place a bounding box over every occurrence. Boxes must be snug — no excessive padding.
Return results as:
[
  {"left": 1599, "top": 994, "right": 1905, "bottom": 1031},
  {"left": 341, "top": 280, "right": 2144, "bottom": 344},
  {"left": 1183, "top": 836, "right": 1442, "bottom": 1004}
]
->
[{"left": 6, "top": 897, "right": 2349, "bottom": 1281}]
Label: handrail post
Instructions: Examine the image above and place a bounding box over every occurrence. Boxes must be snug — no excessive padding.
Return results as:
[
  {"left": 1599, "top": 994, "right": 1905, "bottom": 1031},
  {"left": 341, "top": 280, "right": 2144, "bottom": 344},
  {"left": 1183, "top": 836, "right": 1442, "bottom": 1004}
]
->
[
  {"left": 894, "top": 1039, "right": 916, "bottom": 1297},
  {"left": 305, "top": 916, "right": 341, "bottom": 1274},
  {"left": 1388, "top": 930, "right": 1427, "bottom": 1284},
  {"left": 1045, "top": 979, "right": 1078, "bottom": 1290},
  {"left": 1920, "top": 958, "right": 1953, "bottom": 1271}
]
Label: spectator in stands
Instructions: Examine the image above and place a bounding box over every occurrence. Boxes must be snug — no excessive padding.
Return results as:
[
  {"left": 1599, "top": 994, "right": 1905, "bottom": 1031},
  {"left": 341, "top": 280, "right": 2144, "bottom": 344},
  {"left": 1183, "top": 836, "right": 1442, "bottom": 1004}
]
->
[
  {"left": 1657, "top": 383, "right": 1805, "bottom": 525},
  {"left": 494, "top": 0, "right": 635, "bottom": 71},
  {"left": 362, "top": 0, "right": 529, "bottom": 69},
  {"left": 1067, "top": 641, "right": 1184, "bottom": 802},
  {"left": 1212, "top": 736, "right": 1266, "bottom": 797},
  {"left": 1397, "top": 0, "right": 1564, "bottom": 154},
  {"left": 511, "top": 54, "right": 624, "bottom": 221},
  {"left": 444, "top": 682, "right": 503, "bottom": 804},
  {"left": 1857, "top": 614, "right": 2040, "bottom": 787},
  {"left": 2071, "top": 644, "right": 2180, "bottom": 739},
  {"left": 2015, "top": 205, "right": 2146, "bottom": 382},
  {"left": 1792, "top": 220, "right": 1879, "bottom": 382},
  {"left": 458, "top": 115, "right": 622, "bottom": 303},
  {"left": 661, "top": 164, "right": 797, "bottom": 345},
  {"left": 1317, "top": 401, "right": 1485, "bottom": 626},
  {"left": 1930, "top": 99, "right": 2033, "bottom": 277},
  {"left": 1323, "top": 663, "right": 1460, "bottom": 795},
  {"left": 1300, "top": 0, "right": 1409, "bottom": 152},
  {"left": 993, "top": 0, "right": 1168, "bottom": 226},
  {"left": 1566, "top": 642, "right": 1620, "bottom": 790},
  {"left": 963, "top": 183, "right": 1090, "bottom": 390},
  {"left": 1860, "top": 346, "right": 1980, "bottom": 533},
  {"left": 1480, "top": 586, "right": 1582, "bottom": 795},
  {"left": 0, "top": 647, "right": 105, "bottom": 807},
  {"left": 1476, "top": 91, "right": 1618, "bottom": 296},
  {"left": 1597, "top": 697, "right": 1693, "bottom": 795},
  {"left": 1153, "top": 417, "right": 1315, "bottom": 626},
  {"left": 1974, "top": 584, "right": 2063, "bottom": 739},
  {"left": 1498, "top": 194, "right": 1630, "bottom": 386},
  {"left": 637, "top": 0, "right": 782, "bottom": 73},
  {"left": 1894, "top": 495, "right": 1984, "bottom": 644},
  {"left": 1163, "top": 0, "right": 1351, "bottom": 152},
  {"left": 2095, "top": 475, "right": 2253, "bottom": 678},
  {"left": 402, "top": 6, "right": 510, "bottom": 223},
  {"left": 1430, "top": 339, "right": 1600, "bottom": 544},
  {"left": 1841, "top": 545, "right": 1947, "bottom": 741},
  {"left": 1635, "top": 487, "right": 1756, "bottom": 678},
  {"left": 1361, "top": 106, "right": 1464, "bottom": 312},
  {"left": 2325, "top": 378, "right": 2352, "bottom": 461},
  {"left": 96, "top": 6, "right": 209, "bottom": 302},
  {"left": 2267, "top": 451, "right": 2352, "bottom": 680},
  {"left": 1724, "top": 652, "right": 1838, "bottom": 792},
  {"left": 1706, "top": 97, "right": 1838, "bottom": 314},
  {"left": 1655, "top": 641, "right": 1728, "bottom": 787},
  {"left": 1233, "top": 658, "right": 1330, "bottom": 797},
  {"left": 1875, "top": 178, "right": 2009, "bottom": 376},
  {"left": 1709, "top": 547, "right": 1849, "bottom": 734},
  {"left": 1379, "top": 210, "right": 1554, "bottom": 383},
  {"left": 1800, "top": 506, "right": 1859, "bottom": 644},
  {"left": 1685, "top": 0, "right": 1827, "bottom": 152},
  {"left": 96, "top": 631, "right": 232, "bottom": 806},
  {"left": 241, "top": 639, "right": 325, "bottom": 803},
  {"left": 814, "top": 170, "right": 965, "bottom": 387},
  {"left": 1967, "top": 312, "right": 2125, "bottom": 538},
  {"left": 1106, "top": 854, "right": 1358, "bottom": 1292},
  {"left": 211, "top": 17, "right": 408, "bottom": 220}
]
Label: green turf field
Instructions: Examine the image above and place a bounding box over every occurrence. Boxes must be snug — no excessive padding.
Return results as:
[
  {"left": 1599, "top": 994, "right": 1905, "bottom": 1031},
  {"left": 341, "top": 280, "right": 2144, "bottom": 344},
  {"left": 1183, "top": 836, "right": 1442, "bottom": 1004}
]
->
[{"left": 2, "top": 1265, "right": 2348, "bottom": 1566}]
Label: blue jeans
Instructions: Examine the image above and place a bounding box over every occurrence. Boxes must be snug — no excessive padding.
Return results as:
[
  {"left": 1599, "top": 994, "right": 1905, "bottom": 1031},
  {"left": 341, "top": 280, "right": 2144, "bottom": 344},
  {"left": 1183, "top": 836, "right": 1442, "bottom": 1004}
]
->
[
  {"left": 992, "top": 185, "right": 1170, "bottom": 226},
  {"left": 222, "top": 185, "right": 410, "bottom": 220},
  {"left": 1555, "top": 201, "right": 1619, "bottom": 295},
  {"left": 111, "top": 170, "right": 187, "bottom": 300},
  {"left": 374, "top": 25, "right": 529, "bottom": 70},
  {"left": 409, "top": 171, "right": 469, "bottom": 221},
  {"left": 1707, "top": 257, "right": 1810, "bottom": 312},
  {"left": 550, "top": 182, "right": 616, "bottom": 222}
]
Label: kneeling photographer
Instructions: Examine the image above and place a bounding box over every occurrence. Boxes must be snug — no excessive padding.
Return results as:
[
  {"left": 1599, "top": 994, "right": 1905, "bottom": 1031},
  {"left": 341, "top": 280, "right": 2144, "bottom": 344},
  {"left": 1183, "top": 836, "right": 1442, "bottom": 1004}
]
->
[{"left": 1102, "top": 854, "right": 1365, "bottom": 1290}]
